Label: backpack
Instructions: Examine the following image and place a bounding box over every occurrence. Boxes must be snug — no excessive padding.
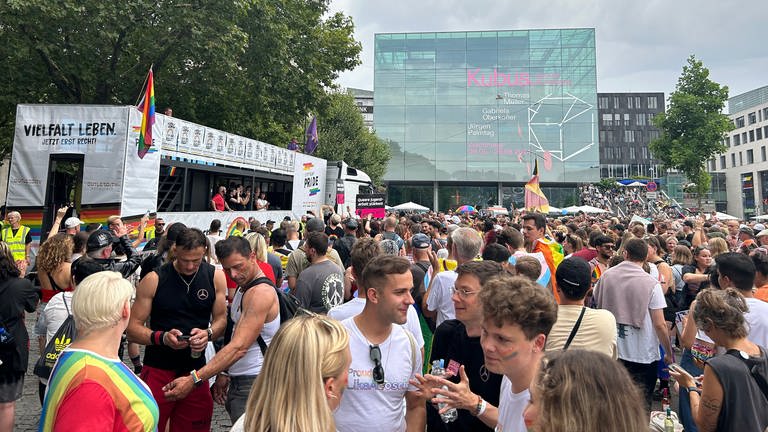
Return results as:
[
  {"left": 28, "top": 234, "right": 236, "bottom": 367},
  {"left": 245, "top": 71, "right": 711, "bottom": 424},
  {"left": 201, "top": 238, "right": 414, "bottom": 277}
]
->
[
  {"left": 34, "top": 296, "right": 77, "bottom": 379},
  {"left": 239, "top": 276, "right": 301, "bottom": 355}
]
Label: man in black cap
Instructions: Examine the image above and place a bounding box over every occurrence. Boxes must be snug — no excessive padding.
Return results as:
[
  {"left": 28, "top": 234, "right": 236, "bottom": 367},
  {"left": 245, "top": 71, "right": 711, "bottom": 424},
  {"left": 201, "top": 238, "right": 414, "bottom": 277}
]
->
[
  {"left": 545, "top": 257, "right": 617, "bottom": 358},
  {"left": 79, "top": 228, "right": 142, "bottom": 279},
  {"left": 333, "top": 218, "right": 359, "bottom": 268},
  {"left": 285, "top": 216, "right": 344, "bottom": 293}
]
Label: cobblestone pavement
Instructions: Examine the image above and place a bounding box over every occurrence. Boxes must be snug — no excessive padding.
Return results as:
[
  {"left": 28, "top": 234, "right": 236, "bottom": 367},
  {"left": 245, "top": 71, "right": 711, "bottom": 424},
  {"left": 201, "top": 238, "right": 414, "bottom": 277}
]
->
[{"left": 14, "top": 304, "right": 233, "bottom": 431}]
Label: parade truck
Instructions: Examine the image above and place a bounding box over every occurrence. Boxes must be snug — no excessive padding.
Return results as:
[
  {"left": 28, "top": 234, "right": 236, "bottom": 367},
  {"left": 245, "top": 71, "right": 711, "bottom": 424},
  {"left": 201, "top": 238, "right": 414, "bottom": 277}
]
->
[
  {"left": 5, "top": 104, "right": 372, "bottom": 247},
  {"left": 325, "top": 160, "right": 375, "bottom": 217}
]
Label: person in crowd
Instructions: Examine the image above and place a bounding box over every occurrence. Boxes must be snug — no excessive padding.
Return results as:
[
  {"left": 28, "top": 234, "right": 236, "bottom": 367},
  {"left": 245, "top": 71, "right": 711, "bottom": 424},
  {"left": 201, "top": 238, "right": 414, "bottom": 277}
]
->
[
  {"left": 714, "top": 252, "right": 768, "bottom": 346},
  {"left": 561, "top": 234, "right": 582, "bottom": 258},
  {"left": 206, "top": 219, "right": 224, "bottom": 264},
  {"left": 670, "top": 288, "right": 768, "bottom": 432},
  {"left": 140, "top": 222, "right": 187, "bottom": 280},
  {"left": 36, "top": 233, "right": 75, "bottom": 304},
  {"left": 521, "top": 213, "right": 562, "bottom": 302},
  {"left": 71, "top": 231, "right": 89, "bottom": 262},
  {"left": 39, "top": 272, "right": 159, "bottom": 432},
  {"left": 333, "top": 255, "right": 425, "bottom": 432},
  {"left": 416, "top": 261, "right": 506, "bottom": 432},
  {"left": 523, "top": 350, "right": 648, "bottom": 432},
  {"left": 0, "top": 242, "right": 38, "bottom": 431},
  {"left": 424, "top": 227, "right": 482, "bottom": 326},
  {"left": 751, "top": 249, "right": 768, "bottom": 302},
  {"left": 408, "top": 233, "right": 433, "bottom": 322},
  {"left": 162, "top": 236, "right": 281, "bottom": 423},
  {"left": 108, "top": 214, "right": 149, "bottom": 249},
  {"left": 143, "top": 217, "right": 166, "bottom": 251},
  {"left": 546, "top": 257, "right": 617, "bottom": 358},
  {"left": 681, "top": 246, "right": 712, "bottom": 311},
  {"left": 571, "top": 230, "right": 600, "bottom": 261},
  {"left": 377, "top": 216, "right": 405, "bottom": 253},
  {"left": 285, "top": 217, "right": 343, "bottom": 293},
  {"left": 707, "top": 236, "right": 729, "bottom": 257},
  {"left": 669, "top": 244, "right": 693, "bottom": 315},
  {"left": 211, "top": 186, "right": 232, "bottom": 212},
  {"left": 294, "top": 232, "right": 344, "bottom": 313},
  {"left": 594, "top": 238, "right": 672, "bottom": 409},
  {"left": 514, "top": 256, "right": 542, "bottom": 283},
  {"left": 231, "top": 313, "right": 350, "bottom": 432},
  {"left": 244, "top": 232, "right": 276, "bottom": 285},
  {"left": 2, "top": 211, "right": 32, "bottom": 276},
  {"left": 81, "top": 228, "right": 143, "bottom": 279},
  {"left": 477, "top": 274, "right": 557, "bottom": 432},
  {"left": 481, "top": 243, "right": 511, "bottom": 270},
  {"left": 333, "top": 218, "right": 358, "bottom": 269},
  {"left": 127, "top": 228, "right": 228, "bottom": 431},
  {"left": 325, "top": 214, "right": 344, "bottom": 243},
  {"left": 255, "top": 192, "right": 269, "bottom": 211}
]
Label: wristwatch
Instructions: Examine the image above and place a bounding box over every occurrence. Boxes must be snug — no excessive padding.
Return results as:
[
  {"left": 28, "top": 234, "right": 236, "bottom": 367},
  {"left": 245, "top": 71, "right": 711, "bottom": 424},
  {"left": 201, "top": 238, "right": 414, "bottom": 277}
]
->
[{"left": 206, "top": 328, "right": 213, "bottom": 341}]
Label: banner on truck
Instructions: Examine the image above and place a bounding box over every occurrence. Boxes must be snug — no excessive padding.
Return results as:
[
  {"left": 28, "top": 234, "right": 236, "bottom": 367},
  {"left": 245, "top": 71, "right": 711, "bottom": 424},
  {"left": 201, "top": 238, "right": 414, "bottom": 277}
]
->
[
  {"left": 8, "top": 105, "right": 129, "bottom": 207},
  {"left": 122, "top": 108, "right": 162, "bottom": 216},
  {"left": 292, "top": 153, "right": 326, "bottom": 217},
  {"left": 355, "top": 194, "right": 386, "bottom": 218}
]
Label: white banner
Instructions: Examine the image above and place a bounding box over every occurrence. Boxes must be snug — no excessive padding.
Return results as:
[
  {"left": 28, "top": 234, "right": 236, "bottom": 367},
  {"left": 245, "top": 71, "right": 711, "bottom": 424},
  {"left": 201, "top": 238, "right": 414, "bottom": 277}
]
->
[
  {"left": 121, "top": 108, "right": 162, "bottom": 217},
  {"left": 160, "top": 113, "right": 178, "bottom": 151},
  {"left": 292, "top": 153, "right": 327, "bottom": 216},
  {"left": 8, "top": 105, "right": 129, "bottom": 207},
  {"left": 157, "top": 210, "right": 296, "bottom": 235}
]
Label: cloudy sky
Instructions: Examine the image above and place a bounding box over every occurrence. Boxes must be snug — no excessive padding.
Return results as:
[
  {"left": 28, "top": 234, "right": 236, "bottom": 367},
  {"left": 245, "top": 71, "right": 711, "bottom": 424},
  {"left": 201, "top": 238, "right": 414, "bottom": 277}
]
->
[{"left": 329, "top": 0, "right": 767, "bottom": 106}]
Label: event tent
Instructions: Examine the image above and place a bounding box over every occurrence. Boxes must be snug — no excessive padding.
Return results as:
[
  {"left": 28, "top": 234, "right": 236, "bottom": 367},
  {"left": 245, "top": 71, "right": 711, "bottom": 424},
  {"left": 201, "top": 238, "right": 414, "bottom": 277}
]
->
[{"left": 391, "top": 201, "right": 430, "bottom": 212}]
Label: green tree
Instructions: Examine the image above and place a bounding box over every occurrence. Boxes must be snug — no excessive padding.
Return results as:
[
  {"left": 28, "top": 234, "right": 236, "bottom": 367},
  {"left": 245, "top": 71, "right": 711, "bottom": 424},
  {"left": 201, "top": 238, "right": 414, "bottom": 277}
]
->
[
  {"left": 650, "top": 55, "right": 733, "bottom": 210},
  {"left": 313, "top": 91, "right": 390, "bottom": 186},
  {"left": 0, "top": 0, "right": 360, "bottom": 161}
]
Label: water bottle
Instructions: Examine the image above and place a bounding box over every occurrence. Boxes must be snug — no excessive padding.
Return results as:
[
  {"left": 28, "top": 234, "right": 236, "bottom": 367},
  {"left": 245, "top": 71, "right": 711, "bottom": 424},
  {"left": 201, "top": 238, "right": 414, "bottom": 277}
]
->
[
  {"left": 664, "top": 407, "right": 674, "bottom": 432},
  {"left": 431, "top": 359, "right": 458, "bottom": 423}
]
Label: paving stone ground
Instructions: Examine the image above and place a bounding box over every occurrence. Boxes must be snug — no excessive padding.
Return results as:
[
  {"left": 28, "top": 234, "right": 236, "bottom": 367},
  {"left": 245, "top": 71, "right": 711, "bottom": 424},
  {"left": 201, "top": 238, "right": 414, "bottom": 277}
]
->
[{"left": 14, "top": 304, "right": 232, "bottom": 431}]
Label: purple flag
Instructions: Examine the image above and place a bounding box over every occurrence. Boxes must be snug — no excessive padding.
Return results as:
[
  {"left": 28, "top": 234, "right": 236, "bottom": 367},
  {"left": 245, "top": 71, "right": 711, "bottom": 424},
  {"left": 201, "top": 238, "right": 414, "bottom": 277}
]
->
[{"left": 305, "top": 116, "right": 318, "bottom": 155}]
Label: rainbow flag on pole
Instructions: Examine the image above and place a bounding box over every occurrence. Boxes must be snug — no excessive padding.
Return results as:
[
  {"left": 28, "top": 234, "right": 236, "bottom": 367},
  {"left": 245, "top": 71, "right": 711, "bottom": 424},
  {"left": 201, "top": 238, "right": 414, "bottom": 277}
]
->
[
  {"left": 137, "top": 67, "right": 155, "bottom": 159},
  {"left": 524, "top": 159, "right": 550, "bottom": 213}
]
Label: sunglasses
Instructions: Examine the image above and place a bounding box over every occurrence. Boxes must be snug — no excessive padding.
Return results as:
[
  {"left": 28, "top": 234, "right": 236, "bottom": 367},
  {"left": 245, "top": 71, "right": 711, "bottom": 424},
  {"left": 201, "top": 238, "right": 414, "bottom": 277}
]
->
[
  {"left": 450, "top": 286, "right": 480, "bottom": 298},
  {"left": 369, "top": 345, "right": 385, "bottom": 385}
]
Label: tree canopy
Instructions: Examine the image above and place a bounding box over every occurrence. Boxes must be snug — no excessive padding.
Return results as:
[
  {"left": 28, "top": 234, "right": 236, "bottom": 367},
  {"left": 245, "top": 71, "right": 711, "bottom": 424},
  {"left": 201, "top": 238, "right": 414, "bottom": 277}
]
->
[
  {"left": 313, "top": 91, "right": 390, "bottom": 186},
  {"left": 649, "top": 55, "right": 733, "bottom": 207},
  {"left": 0, "top": 0, "right": 361, "bottom": 160}
]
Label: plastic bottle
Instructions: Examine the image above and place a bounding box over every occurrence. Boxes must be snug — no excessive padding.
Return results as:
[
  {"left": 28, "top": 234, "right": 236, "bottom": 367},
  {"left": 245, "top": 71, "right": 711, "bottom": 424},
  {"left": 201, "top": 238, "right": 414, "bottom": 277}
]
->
[
  {"left": 431, "top": 359, "right": 458, "bottom": 423},
  {"left": 664, "top": 407, "right": 674, "bottom": 432},
  {"left": 661, "top": 387, "right": 670, "bottom": 413}
]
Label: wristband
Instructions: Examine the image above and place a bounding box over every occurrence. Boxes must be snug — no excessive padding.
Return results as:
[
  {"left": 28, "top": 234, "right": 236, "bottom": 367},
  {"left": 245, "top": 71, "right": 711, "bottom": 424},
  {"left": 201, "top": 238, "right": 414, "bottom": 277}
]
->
[
  {"left": 687, "top": 386, "right": 701, "bottom": 395},
  {"left": 190, "top": 370, "right": 203, "bottom": 387},
  {"left": 478, "top": 399, "right": 487, "bottom": 416},
  {"left": 160, "top": 331, "right": 167, "bottom": 346},
  {"left": 151, "top": 331, "right": 164, "bottom": 346}
]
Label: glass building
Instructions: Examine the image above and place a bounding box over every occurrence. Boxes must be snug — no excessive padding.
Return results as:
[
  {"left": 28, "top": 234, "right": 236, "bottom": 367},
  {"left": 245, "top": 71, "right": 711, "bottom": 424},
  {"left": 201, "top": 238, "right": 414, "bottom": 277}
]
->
[{"left": 374, "top": 29, "right": 598, "bottom": 211}]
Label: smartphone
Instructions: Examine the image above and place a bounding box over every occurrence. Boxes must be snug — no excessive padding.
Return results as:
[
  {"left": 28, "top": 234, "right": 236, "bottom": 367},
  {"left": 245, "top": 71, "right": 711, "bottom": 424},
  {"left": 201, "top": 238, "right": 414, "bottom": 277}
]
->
[{"left": 177, "top": 335, "right": 191, "bottom": 341}]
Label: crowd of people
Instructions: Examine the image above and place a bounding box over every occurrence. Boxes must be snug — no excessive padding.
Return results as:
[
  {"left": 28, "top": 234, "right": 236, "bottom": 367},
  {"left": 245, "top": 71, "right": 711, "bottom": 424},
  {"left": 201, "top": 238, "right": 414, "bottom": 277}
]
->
[{"left": 1, "top": 200, "right": 768, "bottom": 431}]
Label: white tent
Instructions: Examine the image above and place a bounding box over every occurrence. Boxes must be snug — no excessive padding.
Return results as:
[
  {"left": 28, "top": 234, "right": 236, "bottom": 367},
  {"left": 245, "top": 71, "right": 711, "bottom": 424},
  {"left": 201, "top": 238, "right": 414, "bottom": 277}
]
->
[
  {"left": 752, "top": 215, "right": 768, "bottom": 221},
  {"left": 547, "top": 206, "right": 563, "bottom": 214},
  {"left": 714, "top": 211, "right": 739, "bottom": 221},
  {"left": 564, "top": 205, "right": 610, "bottom": 214},
  {"left": 391, "top": 201, "right": 430, "bottom": 212}
]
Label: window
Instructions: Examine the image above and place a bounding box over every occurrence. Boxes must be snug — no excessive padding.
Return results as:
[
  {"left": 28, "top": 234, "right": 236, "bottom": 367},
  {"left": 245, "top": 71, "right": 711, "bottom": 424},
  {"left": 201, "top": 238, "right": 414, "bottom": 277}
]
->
[
  {"left": 623, "top": 113, "right": 630, "bottom": 126},
  {"left": 647, "top": 113, "right": 654, "bottom": 125},
  {"left": 739, "top": 152, "right": 743, "bottom": 166},
  {"left": 615, "top": 114, "right": 621, "bottom": 123},
  {"left": 743, "top": 132, "right": 748, "bottom": 143},
  {"left": 602, "top": 113, "right": 613, "bottom": 126},
  {"left": 648, "top": 130, "right": 660, "bottom": 140},
  {"left": 629, "top": 147, "right": 636, "bottom": 159},
  {"left": 641, "top": 147, "right": 648, "bottom": 159},
  {"left": 763, "top": 108, "right": 768, "bottom": 121},
  {"left": 627, "top": 97, "right": 634, "bottom": 109},
  {"left": 732, "top": 153, "right": 736, "bottom": 167},
  {"left": 598, "top": 97, "right": 608, "bottom": 109},
  {"left": 749, "top": 112, "right": 757, "bottom": 125},
  {"left": 725, "top": 136, "right": 730, "bottom": 147},
  {"left": 616, "top": 148, "right": 622, "bottom": 159},
  {"left": 605, "top": 147, "right": 613, "bottom": 159},
  {"left": 762, "top": 146, "right": 766, "bottom": 162},
  {"left": 708, "top": 159, "right": 716, "bottom": 171},
  {"left": 720, "top": 155, "right": 726, "bottom": 169},
  {"left": 747, "top": 149, "right": 754, "bottom": 164},
  {"left": 647, "top": 96, "right": 658, "bottom": 109},
  {"left": 765, "top": 126, "right": 768, "bottom": 138},
  {"left": 750, "top": 130, "right": 755, "bottom": 142},
  {"left": 758, "top": 128, "right": 763, "bottom": 140},
  {"left": 599, "top": 130, "right": 606, "bottom": 143},
  {"left": 614, "top": 96, "right": 619, "bottom": 109},
  {"left": 736, "top": 116, "right": 745, "bottom": 128},
  {"left": 635, "top": 97, "right": 641, "bottom": 108},
  {"left": 636, "top": 113, "right": 646, "bottom": 126},
  {"left": 734, "top": 134, "right": 741, "bottom": 146},
  {"left": 624, "top": 130, "right": 635, "bottom": 142}
]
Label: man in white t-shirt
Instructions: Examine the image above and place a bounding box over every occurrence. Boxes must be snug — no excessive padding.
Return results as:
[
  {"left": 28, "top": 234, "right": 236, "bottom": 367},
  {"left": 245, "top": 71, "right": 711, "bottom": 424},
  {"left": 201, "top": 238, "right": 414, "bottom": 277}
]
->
[
  {"left": 334, "top": 255, "right": 425, "bottom": 432},
  {"left": 716, "top": 252, "right": 768, "bottom": 346},
  {"left": 594, "top": 238, "right": 672, "bottom": 409},
  {"left": 479, "top": 275, "right": 557, "bottom": 432},
  {"left": 424, "top": 227, "right": 482, "bottom": 326}
]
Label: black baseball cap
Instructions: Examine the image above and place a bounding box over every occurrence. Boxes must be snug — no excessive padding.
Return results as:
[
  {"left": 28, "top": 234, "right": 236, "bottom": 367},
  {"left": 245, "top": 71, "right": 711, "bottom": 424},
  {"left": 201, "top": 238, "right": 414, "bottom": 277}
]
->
[
  {"left": 555, "top": 257, "right": 592, "bottom": 300},
  {"left": 86, "top": 230, "right": 118, "bottom": 252}
]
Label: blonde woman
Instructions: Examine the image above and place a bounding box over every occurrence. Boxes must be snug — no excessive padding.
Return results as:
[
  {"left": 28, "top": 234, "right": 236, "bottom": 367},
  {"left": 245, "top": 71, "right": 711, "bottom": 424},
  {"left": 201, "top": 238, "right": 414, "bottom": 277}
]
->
[
  {"left": 40, "top": 271, "right": 159, "bottom": 431},
  {"left": 707, "top": 236, "right": 728, "bottom": 257},
  {"left": 231, "top": 313, "right": 351, "bottom": 432},
  {"left": 523, "top": 350, "right": 648, "bottom": 432}
]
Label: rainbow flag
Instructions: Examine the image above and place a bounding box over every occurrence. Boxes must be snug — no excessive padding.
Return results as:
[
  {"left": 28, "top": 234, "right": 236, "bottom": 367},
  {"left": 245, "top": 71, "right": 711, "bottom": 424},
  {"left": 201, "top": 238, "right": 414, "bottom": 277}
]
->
[
  {"left": 137, "top": 67, "right": 155, "bottom": 159},
  {"left": 525, "top": 159, "right": 549, "bottom": 213}
]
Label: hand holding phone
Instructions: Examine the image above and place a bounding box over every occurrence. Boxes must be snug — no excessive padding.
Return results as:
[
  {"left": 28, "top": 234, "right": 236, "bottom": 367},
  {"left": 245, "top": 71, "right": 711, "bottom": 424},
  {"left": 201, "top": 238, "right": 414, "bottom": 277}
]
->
[{"left": 177, "top": 335, "right": 191, "bottom": 342}]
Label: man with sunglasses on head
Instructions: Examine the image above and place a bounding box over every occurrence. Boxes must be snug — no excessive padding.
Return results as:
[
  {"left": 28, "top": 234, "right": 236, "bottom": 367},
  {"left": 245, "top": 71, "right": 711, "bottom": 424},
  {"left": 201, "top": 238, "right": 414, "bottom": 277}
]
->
[
  {"left": 334, "top": 255, "right": 425, "bottom": 432},
  {"left": 416, "top": 261, "right": 506, "bottom": 432}
]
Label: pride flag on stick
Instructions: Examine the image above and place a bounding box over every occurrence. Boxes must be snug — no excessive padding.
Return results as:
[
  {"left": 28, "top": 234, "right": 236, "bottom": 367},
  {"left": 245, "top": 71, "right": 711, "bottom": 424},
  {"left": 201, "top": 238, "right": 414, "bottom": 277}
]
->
[
  {"left": 524, "top": 159, "right": 550, "bottom": 213},
  {"left": 137, "top": 67, "right": 155, "bottom": 159}
]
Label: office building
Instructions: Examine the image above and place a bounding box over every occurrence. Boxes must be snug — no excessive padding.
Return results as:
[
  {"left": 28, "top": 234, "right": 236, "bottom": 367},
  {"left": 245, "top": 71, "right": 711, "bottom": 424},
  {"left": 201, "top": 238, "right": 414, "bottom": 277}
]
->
[
  {"left": 349, "top": 87, "right": 374, "bottom": 132},
  {"left": 374, "top": 29, "right": 598, "bottom": 211}
]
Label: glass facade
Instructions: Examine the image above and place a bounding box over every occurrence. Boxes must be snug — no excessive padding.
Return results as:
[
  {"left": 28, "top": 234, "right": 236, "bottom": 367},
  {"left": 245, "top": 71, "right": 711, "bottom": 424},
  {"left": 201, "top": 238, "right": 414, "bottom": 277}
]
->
[{"left": 375, "top": 29, "right": 599, "bottom": 187}]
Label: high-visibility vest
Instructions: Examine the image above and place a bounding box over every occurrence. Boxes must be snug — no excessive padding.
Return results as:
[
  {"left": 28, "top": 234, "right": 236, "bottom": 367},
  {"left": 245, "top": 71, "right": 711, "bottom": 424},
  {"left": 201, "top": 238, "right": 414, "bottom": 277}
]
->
[{"left": 2, "top": 226, "right": 30, "bottom": 261}]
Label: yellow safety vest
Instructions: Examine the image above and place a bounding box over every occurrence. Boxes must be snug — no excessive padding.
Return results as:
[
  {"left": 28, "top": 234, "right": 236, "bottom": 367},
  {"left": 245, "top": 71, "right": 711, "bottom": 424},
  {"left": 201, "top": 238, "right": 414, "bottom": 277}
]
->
[{"left": 2, "top": 226, "right": 30, "bottom": 261}]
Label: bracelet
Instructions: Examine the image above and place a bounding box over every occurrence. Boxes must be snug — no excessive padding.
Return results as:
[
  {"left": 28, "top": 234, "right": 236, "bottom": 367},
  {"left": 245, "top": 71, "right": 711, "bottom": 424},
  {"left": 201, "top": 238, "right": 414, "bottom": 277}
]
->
[
  {"left": 219, "top": 371, "right": 229, "bottom": 377},
  {"left": 190, "top": 370, "right": 203, "bottom": 387},
  {"left": 472, "top": 395, "right": 485, "bottom": 416},
  {"left": 687, "top": 386, "right": 702, "bottom": 395},
  {"left": 151, "top": 331, "right": 164, "bottom": 346}
]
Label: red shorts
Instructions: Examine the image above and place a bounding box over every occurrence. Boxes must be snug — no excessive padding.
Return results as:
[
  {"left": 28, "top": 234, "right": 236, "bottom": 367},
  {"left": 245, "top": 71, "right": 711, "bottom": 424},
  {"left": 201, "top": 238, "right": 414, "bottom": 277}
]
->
[{"left": 140, "top": 365, "right": 213, "bottom": 431}]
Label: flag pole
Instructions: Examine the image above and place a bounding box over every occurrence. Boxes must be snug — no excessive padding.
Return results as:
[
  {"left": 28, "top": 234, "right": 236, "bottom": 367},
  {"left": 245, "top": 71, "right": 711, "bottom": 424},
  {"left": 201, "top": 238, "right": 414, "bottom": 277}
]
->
[{"left": 134, "top": 64, "right": 154, "bottom": 106}]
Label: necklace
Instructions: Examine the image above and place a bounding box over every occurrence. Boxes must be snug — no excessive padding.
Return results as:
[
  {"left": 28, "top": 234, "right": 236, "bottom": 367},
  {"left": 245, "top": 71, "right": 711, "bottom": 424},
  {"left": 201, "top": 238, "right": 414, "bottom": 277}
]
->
[{"left": 177, "top": 266, "right": 200, "bottom": 295}]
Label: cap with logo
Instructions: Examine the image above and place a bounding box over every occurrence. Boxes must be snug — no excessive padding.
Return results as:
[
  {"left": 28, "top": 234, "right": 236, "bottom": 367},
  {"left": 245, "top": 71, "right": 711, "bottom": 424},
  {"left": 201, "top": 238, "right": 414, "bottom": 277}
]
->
[
  {"left": 86, "top": 230, "right": 118, "bottom": 252},
  {"left": 64, "top": 217, "right": 83, "bottom": 229}
]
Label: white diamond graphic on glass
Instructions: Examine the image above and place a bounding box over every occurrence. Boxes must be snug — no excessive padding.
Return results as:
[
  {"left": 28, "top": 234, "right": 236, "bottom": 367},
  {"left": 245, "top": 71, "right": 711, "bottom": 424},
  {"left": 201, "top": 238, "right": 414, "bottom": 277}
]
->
[{"left": 527, "top": 92, "right": 595, "bottom": 162}]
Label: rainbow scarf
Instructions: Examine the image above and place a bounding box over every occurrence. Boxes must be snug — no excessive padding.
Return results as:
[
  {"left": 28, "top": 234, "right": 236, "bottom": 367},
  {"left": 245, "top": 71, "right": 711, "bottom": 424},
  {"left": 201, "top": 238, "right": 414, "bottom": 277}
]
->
[
  {"left": 137, "top": 67, "right": 155, "bottom": 159},
  {"left": 40, "top": 349, "right": 159, "bottom": 432}
]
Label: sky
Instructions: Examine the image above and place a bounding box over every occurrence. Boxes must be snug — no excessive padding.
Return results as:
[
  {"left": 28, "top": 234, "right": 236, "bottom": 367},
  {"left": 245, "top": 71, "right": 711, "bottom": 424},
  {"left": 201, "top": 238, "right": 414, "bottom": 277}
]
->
[{"left": 329, "top": 0, "right": 768, "bottom": 106}]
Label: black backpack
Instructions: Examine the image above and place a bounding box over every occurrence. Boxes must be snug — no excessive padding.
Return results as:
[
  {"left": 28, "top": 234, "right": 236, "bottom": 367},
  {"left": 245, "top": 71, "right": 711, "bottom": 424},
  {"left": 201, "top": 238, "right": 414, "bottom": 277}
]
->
[{"left": 239, "top": 276, "right": 301, "bottom": 355}]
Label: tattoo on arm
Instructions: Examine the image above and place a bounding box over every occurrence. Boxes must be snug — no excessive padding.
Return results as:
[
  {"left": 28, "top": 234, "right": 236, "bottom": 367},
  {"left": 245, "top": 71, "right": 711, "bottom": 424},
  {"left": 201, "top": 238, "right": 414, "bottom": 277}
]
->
[{"left": 700, "top": 397, "right": 721, "bottom": 412}]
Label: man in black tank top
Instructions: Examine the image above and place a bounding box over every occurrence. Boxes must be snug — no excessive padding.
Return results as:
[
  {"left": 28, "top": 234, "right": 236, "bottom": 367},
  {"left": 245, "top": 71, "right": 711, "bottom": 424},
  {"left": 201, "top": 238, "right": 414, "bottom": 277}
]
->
[
  {"left": 127, "top": 228, "right": 228, "bottom": 431},
  {"left": 162, "top": 236, "right": 280, "bottom": 423}
]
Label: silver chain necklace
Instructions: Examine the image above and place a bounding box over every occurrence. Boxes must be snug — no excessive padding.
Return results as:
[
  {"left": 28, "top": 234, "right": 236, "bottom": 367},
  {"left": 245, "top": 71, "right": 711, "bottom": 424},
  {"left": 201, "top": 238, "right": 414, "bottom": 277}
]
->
[{"left": 177, "top": 266, "right": 200, "bottom": 294}]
